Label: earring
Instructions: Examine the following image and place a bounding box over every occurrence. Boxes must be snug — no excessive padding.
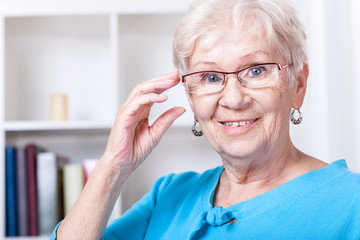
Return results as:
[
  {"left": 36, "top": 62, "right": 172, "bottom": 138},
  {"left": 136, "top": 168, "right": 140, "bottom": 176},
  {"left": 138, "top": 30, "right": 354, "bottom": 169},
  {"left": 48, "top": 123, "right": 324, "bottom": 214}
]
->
[
  {"left": 291, "top": 109, "right": 303, "bottom": 125},
  {"left": 192, "top": 121, "right": 203, "bottom": 137}
]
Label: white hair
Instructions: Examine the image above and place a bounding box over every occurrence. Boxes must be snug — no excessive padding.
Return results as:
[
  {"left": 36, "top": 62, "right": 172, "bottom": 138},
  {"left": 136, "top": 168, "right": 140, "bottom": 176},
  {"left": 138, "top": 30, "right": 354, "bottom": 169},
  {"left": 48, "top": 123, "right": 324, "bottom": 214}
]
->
[{"left": 173, "top": 0, "right": 307, "bottom": 85}]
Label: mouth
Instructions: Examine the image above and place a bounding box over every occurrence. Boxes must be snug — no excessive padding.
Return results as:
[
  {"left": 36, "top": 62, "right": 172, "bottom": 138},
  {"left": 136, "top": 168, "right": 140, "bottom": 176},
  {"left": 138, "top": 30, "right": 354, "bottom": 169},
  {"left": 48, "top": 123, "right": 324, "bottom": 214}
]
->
[{"left": 220, "top": 118, "right": 258, "bottom": 127}]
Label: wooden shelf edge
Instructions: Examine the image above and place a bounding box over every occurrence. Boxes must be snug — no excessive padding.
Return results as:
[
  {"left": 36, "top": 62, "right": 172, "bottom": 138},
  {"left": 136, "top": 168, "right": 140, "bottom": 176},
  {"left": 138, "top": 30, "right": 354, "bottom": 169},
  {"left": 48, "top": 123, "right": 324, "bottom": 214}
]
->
[
  {"left": 4, "top": 237, "right": 50, "bottom": 240},
  {"left": 0, "top": 0, "right": 191, "bottom": 17},
  {"left": 3, "top": 120, "right": 190, "bottom": 132},
  {"left": 3, "top": 121, "right": 113, "bottom": 131}
]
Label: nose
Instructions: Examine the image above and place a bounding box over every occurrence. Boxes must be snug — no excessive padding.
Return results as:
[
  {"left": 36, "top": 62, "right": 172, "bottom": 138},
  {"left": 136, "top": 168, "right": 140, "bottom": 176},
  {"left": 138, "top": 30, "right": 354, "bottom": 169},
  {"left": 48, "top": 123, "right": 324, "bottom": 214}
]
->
[{"left": 218, "top": 75, "right": 252, "bottom": 110}]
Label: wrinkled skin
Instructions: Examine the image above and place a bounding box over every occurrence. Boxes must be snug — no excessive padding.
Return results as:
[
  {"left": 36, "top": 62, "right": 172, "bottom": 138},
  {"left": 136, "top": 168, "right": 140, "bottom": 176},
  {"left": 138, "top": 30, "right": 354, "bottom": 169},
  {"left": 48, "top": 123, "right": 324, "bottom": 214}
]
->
[{"left": 103, "top": 71, "right": 186, "bottom": 172}]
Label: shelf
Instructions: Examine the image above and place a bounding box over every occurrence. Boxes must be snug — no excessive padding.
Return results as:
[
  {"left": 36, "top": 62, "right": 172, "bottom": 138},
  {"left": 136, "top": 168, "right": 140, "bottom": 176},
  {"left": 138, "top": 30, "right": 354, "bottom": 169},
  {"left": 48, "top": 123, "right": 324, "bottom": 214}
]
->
[
  {"left": 5, "top": 237, "right": 50, "bottom": 240},
  {"left": 3, "top": 121, "right": 112, "bottom": 131},
  {"left": 0, "top": 4, "right": 200, "bottom": 239},
  {"left": 5, "top": 15, "right": 115, "bottom": 122},
  {"left": 0, "top": 0, "right": 193, "bottom": 16}
]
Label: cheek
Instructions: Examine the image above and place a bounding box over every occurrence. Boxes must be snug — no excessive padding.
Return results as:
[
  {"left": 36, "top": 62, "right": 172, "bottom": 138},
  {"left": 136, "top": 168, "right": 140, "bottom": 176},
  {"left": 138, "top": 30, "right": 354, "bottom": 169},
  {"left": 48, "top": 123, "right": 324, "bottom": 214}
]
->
[
  {"left": 254, "top": 83, "right": 291, "bottom": 134},
  {"left": 256, "top": 79, "right": 291, "bottom": 112},
  {"left": 191, "top": 95, "right": 219, "bottom": 120},
  {"left": 253, "top": 87, "right": 284, "bottom": 113},
  {"left": 269, "top": 86, "right": 293, "bottom": 137}
]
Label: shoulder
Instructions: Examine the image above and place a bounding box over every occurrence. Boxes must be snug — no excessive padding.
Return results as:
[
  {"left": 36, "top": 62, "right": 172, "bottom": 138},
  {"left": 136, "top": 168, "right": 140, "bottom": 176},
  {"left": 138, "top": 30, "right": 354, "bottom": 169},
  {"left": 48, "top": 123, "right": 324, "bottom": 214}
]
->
[
  {"left": 332, "top": 160, "right": 360, "bottom": 185},
  {"left": 334, "top": 162, "right": 360, "bottom": 233},
  {"left": 337, "top": 168, "right": 360, "bottom": 194},
  {"left": 327, "top": 160, "right": 360, "bottom": 201}
]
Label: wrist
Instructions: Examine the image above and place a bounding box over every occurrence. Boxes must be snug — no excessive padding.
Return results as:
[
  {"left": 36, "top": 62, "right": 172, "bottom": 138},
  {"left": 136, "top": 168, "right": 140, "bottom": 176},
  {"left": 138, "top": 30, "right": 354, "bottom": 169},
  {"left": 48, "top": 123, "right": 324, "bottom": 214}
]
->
[{"left": 98, "top": 152, "right": 134, "bottom": 180}]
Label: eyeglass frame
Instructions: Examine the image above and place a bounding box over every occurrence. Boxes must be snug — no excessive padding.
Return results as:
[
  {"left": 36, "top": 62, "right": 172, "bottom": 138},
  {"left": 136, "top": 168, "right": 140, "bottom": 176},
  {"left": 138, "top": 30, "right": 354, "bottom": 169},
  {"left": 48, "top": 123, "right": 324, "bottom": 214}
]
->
[{"left": 181, "top": 63, "right": 293, "bottom": 94}]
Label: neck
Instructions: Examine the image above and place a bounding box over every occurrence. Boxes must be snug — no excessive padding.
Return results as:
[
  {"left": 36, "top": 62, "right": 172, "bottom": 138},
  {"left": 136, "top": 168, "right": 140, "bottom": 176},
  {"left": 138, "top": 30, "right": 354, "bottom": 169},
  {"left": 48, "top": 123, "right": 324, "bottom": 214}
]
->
[
  {"left": 214, "top": 139, "right": 327, "bottom": 208},
  {"left": 221, "top": 139, "right": 299, "bottom": 186}
]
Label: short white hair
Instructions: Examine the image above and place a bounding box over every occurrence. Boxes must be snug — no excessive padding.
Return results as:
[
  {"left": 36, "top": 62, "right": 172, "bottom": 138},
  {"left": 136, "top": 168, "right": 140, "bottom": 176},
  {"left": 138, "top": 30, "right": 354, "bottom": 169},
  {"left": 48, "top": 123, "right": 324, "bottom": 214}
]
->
[{"left": 173, "top": 0, "right": 307, "bottom": 85}]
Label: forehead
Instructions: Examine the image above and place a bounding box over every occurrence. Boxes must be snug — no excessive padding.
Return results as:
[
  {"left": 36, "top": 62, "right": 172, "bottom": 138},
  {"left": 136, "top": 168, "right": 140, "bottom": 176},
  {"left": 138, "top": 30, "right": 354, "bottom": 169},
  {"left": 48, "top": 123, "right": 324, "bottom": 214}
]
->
[{"left": 190, "top": 28, "right": 278, "bottom": 69}]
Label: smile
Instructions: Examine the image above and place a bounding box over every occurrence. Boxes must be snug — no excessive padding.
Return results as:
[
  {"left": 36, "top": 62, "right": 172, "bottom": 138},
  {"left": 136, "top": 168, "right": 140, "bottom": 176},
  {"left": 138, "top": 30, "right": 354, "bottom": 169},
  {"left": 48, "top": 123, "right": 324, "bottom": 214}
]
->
[{"left": 220, "top": 119, "right": 257, "bottom": 127}]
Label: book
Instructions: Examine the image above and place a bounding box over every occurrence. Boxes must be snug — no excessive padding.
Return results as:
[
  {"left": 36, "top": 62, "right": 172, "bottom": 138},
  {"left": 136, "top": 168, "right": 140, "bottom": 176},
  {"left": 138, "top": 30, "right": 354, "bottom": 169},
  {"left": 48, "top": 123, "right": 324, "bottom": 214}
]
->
[
  {"left": 63, "top": 164, "right": 84, "bottom": 214},
  {"left": 82, "top": 159, "right": 98, "bottom": 184},
  {"left": 5, "top": 146, "right": 19, "bottom": 237},
  {"left": 16, "top": 147, "right": 28, "bottom": 236},
  {"left": 37, "top": 152, "right": 67, "bottom": 236},
  {"left": 26, "top": 143, "right": 44, "bottom": 236}
]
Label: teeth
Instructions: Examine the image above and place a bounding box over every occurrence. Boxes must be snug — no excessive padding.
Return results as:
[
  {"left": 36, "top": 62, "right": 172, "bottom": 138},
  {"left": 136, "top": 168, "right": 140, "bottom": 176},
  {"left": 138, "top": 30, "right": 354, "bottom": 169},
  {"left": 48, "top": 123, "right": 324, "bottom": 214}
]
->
[{"left": 222, "top": 120, "right": 255, "bottom": 127}]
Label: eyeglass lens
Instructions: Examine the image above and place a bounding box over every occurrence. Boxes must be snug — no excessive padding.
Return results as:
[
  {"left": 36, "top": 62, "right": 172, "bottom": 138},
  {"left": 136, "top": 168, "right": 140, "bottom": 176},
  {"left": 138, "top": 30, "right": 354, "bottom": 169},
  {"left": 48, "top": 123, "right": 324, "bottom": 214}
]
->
[{"left": 185, "top": 64, "right": 279, "bottom": 94}]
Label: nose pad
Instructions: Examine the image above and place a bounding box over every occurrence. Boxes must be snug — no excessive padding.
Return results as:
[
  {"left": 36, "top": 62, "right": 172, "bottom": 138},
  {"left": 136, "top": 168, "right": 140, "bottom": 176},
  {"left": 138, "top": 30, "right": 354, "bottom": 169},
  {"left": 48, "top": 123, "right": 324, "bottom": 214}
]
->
[
  {"left": 237, "top": 76, "right": 246, "bottom": 87},
  {"left": 224, "top": 73, "right": 244, "bottom": 88},
  {"left": 222, "top": 73, "right": 244, "bottom": 88}
]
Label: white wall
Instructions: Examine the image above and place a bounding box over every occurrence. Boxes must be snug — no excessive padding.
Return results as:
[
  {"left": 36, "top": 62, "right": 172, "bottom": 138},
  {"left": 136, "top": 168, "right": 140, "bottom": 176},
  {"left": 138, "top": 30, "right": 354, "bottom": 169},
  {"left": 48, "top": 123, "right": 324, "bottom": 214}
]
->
[{"left": 290, "top": 0, "right": 360, "bottom": 171}]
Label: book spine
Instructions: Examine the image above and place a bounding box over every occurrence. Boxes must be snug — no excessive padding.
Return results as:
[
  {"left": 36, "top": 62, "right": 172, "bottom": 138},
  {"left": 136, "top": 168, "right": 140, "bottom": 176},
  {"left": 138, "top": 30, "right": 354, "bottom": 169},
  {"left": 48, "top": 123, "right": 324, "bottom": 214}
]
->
[
  {"left": 26, "top": 144, "right": 39, "bottom": 236},
  {"left": 82, "top": 159, "right": 98, "bottom": 184},
  {"left": 16, "top": 147, "right": 28, "bottom": 236},
  {"left": 63, "top": 164, "right": 84, "bottom": 214},
  {"left": 5, "top": 146, "right": 19, "bottom": 237},
  {"left": 37, "top": 152, "right": 59, "bottom": 236}
]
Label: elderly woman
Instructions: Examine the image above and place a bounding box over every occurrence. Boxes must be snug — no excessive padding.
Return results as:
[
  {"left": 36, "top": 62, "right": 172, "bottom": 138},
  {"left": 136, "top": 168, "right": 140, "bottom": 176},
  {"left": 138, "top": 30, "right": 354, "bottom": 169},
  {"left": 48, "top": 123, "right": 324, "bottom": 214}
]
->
[{"left": 52, "top": 0, "right": 360, "bottom": 239}]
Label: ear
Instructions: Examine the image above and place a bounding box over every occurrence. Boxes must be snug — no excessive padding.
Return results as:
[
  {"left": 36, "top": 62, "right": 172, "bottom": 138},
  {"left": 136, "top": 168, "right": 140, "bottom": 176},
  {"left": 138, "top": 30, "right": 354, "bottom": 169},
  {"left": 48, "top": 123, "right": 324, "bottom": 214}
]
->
[
  {"left": 184, "top": 86, "right": 198, "bottom": 121},
  {"left": 292, "top": 63, "right": 309, "bottom": 109}
]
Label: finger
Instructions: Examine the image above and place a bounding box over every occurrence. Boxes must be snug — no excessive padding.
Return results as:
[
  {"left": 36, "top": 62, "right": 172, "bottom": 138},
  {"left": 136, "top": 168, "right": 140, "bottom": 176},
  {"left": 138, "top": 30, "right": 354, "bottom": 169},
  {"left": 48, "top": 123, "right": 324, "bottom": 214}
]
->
[
  {"left": 127, "top": 71, "right": 180, "bottom": 101},
  {"left": 143, "top": 78, "right": 179, "bottom": 94},
  {"left": 131, "top": 76, "right": 179, "bottom": 97},
  {"left": 119, "top": 94, "right": 168, "bottom": 127},
  {"left": 149, "top": 106, "right": 186, "bottom": 141},
  {"left": 148, "top": 71, "right": 180, "bottom": 83},
  {"left": 134, "top": 93, "right": 168, "bottom": 110}
]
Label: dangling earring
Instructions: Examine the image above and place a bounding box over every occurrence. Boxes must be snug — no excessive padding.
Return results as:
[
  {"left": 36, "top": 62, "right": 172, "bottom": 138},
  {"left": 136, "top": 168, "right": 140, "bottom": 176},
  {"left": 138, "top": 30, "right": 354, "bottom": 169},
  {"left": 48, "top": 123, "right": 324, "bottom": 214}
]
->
[
  {"left": 192, "top": 121, "right": 203, "bottom": 137},
  {"left": 291, "top": 108, "right": 303, "bottom": 125}
]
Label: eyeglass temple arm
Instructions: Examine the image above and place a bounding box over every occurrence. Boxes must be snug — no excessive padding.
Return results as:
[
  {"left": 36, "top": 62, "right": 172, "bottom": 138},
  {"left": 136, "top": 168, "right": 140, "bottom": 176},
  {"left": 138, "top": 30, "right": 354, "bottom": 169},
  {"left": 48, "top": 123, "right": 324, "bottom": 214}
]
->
[{"left": 279, "top": 63, "right": 293, "bottom": 70}]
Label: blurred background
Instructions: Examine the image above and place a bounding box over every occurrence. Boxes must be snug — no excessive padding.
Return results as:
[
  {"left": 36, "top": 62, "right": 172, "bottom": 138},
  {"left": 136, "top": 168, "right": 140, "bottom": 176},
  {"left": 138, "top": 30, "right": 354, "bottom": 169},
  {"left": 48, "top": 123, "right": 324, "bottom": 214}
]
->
[
  {"left": 0, "top": 0, "right": 359, "bottom": 237},
  {"left": 290, "top": 0, "right": 360, "bottom": 172}
]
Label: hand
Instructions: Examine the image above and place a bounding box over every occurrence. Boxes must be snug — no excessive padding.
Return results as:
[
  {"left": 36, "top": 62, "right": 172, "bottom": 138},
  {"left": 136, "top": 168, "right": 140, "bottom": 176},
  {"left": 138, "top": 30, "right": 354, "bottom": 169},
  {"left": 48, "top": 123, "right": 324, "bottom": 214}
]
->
[{"left": 103, "top": 71, "right": 186, "bottom": 172}]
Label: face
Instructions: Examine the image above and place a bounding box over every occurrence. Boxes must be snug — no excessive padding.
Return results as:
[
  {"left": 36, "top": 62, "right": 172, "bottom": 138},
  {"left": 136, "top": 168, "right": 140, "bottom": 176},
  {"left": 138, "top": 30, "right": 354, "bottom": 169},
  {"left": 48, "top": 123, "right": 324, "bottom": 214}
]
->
[{"left": 186, "top": 29, "right": 305, "bottom": 162}]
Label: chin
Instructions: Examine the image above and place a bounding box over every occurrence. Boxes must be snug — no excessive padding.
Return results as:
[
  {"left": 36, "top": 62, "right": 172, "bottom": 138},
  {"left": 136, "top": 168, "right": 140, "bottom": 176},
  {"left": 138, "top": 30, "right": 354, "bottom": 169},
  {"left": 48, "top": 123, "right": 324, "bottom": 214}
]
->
[{"left": 215, "top": 140, "right": 263, "bottom": 160}]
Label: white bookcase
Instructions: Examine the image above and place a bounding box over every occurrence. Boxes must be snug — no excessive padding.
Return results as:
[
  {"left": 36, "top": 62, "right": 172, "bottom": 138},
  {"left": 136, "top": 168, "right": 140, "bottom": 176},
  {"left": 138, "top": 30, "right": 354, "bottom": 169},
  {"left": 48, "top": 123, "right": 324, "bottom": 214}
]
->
[{"left": 0, "top": 0, "right": 222, "bottom": 239}]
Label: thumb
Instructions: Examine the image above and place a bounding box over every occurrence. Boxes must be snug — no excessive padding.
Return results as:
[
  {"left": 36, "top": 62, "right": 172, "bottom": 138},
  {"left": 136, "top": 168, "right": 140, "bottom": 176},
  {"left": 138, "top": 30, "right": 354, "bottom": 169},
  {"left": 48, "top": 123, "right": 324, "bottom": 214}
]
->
[{"left": 150, "top": 107, "right": 186, "bottom": 140}]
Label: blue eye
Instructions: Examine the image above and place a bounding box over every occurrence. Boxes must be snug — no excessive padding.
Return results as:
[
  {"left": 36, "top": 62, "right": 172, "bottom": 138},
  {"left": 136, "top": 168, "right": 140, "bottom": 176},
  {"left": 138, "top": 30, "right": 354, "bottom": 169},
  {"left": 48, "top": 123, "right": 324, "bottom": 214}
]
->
[
  {"left": 207, "top": 75, "right": 219, "bottom": 82},
  {"left": 250, "top": 67, "right": 263, "bottom": 76},
  {"left": 200, "top": 73, "right": 221, "bottom": 83}
]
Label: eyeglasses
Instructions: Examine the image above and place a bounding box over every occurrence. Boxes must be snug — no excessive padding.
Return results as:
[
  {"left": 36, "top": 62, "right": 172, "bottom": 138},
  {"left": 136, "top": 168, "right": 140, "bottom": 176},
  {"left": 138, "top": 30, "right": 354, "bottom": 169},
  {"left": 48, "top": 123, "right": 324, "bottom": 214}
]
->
[{"left": 181, "top": 63, "right": 291, "bottom": 94}]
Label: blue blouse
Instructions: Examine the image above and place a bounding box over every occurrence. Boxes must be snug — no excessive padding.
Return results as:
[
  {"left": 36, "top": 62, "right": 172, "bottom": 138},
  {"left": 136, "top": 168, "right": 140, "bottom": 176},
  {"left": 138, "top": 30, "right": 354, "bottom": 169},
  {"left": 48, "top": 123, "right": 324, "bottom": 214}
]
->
[{"left": 52, "top": 160, "right": 360, "bottom": 239}]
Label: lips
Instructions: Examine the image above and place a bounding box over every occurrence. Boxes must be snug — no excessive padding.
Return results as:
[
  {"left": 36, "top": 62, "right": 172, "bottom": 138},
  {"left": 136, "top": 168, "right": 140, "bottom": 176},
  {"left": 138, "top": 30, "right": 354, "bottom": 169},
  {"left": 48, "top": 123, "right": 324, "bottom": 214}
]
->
[{"left": 220, "top": 119, "right": 258, "bottom": 127}]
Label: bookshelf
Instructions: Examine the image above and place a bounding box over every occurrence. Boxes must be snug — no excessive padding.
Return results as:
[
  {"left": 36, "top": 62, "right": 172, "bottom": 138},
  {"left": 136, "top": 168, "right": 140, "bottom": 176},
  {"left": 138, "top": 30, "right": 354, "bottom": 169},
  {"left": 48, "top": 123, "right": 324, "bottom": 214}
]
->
[{"left": 0, "top": 0, "right": 224, "bottom": 239}]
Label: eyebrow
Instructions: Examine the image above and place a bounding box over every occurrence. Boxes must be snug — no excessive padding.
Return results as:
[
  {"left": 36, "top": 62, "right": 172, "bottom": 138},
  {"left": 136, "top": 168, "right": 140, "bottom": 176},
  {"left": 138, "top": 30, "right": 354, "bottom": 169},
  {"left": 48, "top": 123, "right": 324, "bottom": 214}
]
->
[{"left": 193, "top": 50, "right": 270, "bottom": 68}]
